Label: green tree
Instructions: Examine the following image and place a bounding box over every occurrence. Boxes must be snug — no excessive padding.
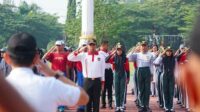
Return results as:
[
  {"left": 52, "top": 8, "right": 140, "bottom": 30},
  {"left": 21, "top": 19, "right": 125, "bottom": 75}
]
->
[
  {"left": 0, "top": 1, "right": 64, "bottom": 48},
  {"left": 64, "top": 0, "right": 200, "bottom": 50}
]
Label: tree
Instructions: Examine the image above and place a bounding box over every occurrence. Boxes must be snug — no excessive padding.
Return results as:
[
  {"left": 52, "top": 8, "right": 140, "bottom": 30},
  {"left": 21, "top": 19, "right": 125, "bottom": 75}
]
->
[
  {"left": 64, "top": 0, "right": 200, "bottom": 50},
  {"left": 0, "top": 1, "right": 64, "bottom": 48}
]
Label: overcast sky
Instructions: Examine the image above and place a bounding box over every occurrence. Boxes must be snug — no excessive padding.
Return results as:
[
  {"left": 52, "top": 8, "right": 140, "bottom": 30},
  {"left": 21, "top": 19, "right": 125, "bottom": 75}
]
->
[{"left": 0, "top": 0, "right": 68, "bottom": 24}]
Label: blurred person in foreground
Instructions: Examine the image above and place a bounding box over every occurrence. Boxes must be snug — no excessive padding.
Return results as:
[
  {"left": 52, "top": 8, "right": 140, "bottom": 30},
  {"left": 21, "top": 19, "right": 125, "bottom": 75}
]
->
[
  {"left": 5, "top": 32, "right": 89, "bottom": 112},
  {"left": 0, "top": 73, "right": 35, "bottom": 112},
  {"left": 179, "top": 14, "right": 200, "bottom": 111}
]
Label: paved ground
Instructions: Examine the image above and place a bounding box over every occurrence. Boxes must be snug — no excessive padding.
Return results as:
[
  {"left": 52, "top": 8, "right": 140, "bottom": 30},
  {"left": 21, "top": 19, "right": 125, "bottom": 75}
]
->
[
  {"left": 67, "top": 93, "right": 186, "bottom": 112},
  {"left": 67, "top": 64, "right": 186, "bottom": 112}
]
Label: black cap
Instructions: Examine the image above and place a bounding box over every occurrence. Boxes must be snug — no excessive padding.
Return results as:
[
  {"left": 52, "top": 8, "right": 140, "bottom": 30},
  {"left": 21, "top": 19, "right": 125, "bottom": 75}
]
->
[{"left": 7, "top": 32, "right": 37, "bottom": 56}]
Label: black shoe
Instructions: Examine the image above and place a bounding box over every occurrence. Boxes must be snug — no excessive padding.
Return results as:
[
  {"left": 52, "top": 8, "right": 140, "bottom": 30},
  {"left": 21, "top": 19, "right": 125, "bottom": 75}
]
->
[
  {"left": 109, "top": 105, "right": 113, "bottom": 109},
  {"left": 165, "top": 109, "right": 169, "bottom": 112},
  {"left": 101, "top": 105, "right": 106, "bottom": 109},
  {"left": 138, "top": 107, "right": 145, "bottom": 112},
  {"left": 177, "top": 101, "right": 181, "bottom": 104},
  {"left": 136, "top": 101, "right": 140, "bottom": 107},
  {"left": 137, "top": 105, "right": 143, "bottom": 109},
  {"left": 170, "top": 109, "right": 175, "bottom": 112},
  {"left": 159, "top": 105, "right": 163, "bottom": 108},
  {"left": 124, "top": 106, "right": 126, "bottom": 110},
  {"left": 146, "top": 107, "right": 152, "bottom": 112},
  {"left": 134, "top": 99, "right": 138, "bottom": 102},
  {"left": 120, "top": 107, "right": 124, "bottom": 112},
  {"left": 77, "top": 109, "right": 84, "bottom": 112},
  {"left": 115, "top": 107, "right": 120, "bottom": 112}
]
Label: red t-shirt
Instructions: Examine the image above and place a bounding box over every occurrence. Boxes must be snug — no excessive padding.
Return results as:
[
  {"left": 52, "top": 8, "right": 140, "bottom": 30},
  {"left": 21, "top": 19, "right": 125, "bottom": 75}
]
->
[
  {"left": 179, "top": 53, "right": 187, "bottom": 64},
  {"left": 75, "top": 62, "right": 82, "bottom": 72},
  {"left": 46, "top": 52, "right": 70, "bottom": 72}
]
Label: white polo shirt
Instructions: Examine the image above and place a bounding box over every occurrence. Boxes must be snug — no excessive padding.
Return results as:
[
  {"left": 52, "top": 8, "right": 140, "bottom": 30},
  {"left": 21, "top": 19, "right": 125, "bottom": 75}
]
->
[
  {"left": 6, "top": 67, "right": 80, "bottom": 112},
  {"left": 68, "top": 52, "right": 106, "bottom": 81},
  {"left": 128, "top": 52, "right": 154, "bottom": 74},
  {"left": 99, "top": 50, "right": 112, "bottom": 69}
]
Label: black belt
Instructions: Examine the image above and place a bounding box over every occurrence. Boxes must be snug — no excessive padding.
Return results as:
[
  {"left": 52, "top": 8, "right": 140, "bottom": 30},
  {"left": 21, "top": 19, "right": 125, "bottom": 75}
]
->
[
  {"left": 138, "top": 67, "right": 150, "bottom": 69},
  {"left": 85, "top": 77, "right": 101, "bottom": 80}
]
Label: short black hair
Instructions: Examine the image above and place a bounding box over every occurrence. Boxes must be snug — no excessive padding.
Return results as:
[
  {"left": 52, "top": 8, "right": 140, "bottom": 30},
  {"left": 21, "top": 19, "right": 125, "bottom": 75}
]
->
[
  {"left": 100, "top": 40, "right": 109, "bottom": 45},
  {"left": 7, "top": 32, "right": 37, "bottom": 66},
  {"left": 190, "top": 14, "right": 200, "bottom": 56}
]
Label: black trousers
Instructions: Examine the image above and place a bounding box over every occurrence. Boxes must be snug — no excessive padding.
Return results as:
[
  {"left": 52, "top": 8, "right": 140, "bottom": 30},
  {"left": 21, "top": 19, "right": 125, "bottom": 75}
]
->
[
  {"left": 101, "top": 69, "right": 113, "bottom": 106},
  {"left": 156, "top": 71, "right": 163, "bottom": 106},
  {"left": 84, "top": 78, "right": 101, "bottom": 112},
  {"left": 137, "top": 67, "right": 151, "bottom": 108}
]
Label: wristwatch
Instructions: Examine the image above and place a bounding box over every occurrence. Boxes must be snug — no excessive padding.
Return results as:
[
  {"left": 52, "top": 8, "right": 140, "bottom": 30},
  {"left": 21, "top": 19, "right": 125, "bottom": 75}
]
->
[{"left": 54, "top": 72, "right": 64, "bottom": 79}]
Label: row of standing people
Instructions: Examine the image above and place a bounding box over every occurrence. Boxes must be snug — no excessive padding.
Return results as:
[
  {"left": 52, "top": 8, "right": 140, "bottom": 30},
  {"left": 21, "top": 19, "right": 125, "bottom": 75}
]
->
[
  {"left": 45, "top": 39, "right": 188, "bottom": 112},
  {"left": 42, "top": 39, "right": 131, "bottom": 112},
  {"left": 128, "top": 41, "right": 190, "bottom": 112},
  {"left": 0, "top": 36, "right": 190, "bottom": 112}
]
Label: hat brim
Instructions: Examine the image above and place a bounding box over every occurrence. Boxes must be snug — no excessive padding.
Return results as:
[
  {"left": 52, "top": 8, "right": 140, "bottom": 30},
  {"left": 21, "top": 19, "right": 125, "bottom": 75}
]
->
[
  {"left": 141, "top": 43, "right": 147, "bottom": 45},
  {"left": 88, "top": 42, "right": 96, "bottom": 45},
  {"left": 166, "top": 49, "right": 173, "bottom": 51}
]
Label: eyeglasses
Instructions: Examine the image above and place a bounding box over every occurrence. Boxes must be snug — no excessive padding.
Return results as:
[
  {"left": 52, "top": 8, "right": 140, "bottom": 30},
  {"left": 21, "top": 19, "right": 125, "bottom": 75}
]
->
[{"left": 56, "top": 45, "right": 61, "bottom": 46}]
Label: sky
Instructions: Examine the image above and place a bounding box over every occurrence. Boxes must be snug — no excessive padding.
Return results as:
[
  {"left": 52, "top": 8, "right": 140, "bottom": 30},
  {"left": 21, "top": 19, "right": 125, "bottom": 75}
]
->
[{"left": 0, "top": 0, "right": 68, "bottom": 24}]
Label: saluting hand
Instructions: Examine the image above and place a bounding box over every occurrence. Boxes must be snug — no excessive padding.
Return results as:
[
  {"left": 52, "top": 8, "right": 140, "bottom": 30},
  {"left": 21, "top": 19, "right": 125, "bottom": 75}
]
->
[
  {"left": 76, "top": 46, "right": 87, "bottom": 53},
  {"left": 161, "top": 50, "right": 167, "bottom": 56},
  {"left": 48, "top": 46, "right": 56, "bottom": 52},
  {"left": 155, "top": 51, "right": 160, "bottom": 56},
  {"left": 110, "top": 50, "right": 116, "bottom": 56},
  {"left": 35, "top": 56, "right": 56, "bottom": 77}
]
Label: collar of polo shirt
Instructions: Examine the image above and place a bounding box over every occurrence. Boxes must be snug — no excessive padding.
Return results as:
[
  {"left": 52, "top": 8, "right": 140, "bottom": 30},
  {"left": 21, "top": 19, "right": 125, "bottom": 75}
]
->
[
  {"left": 100, "top": 49, "right": 108, "bottom": 53},
  {"left": 88, "top": 51, "right": 98, "bottom": 55}
]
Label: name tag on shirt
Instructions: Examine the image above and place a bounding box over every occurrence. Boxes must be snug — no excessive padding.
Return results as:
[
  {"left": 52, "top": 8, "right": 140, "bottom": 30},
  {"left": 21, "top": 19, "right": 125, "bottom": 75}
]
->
[{"left": 97, "top": 57, "right": 101, "bottom": 61}]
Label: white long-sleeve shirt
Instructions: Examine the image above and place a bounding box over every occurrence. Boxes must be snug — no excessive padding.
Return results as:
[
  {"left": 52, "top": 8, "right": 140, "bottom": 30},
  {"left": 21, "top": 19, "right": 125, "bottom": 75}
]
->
[
  {"left": 99, "top": 50, "right": 112, "bottom": 69},
  {"left": 153, "top": 55, "right": 163, "bottom": 65},
  {"left": 68, "top": 52, "right": 106, "bottom": 81}
]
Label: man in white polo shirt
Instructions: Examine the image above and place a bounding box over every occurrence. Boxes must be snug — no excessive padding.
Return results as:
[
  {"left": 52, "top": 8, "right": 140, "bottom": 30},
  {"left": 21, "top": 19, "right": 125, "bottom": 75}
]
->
[
  {"left": 128, "top": 41, "right": 154, "bottom": 112},
  {"left": 5, "top": 32, "right": 89, "bottom": 112},
  {"left": 68, "top": 39, "right": 106, "bottom": 112}
]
